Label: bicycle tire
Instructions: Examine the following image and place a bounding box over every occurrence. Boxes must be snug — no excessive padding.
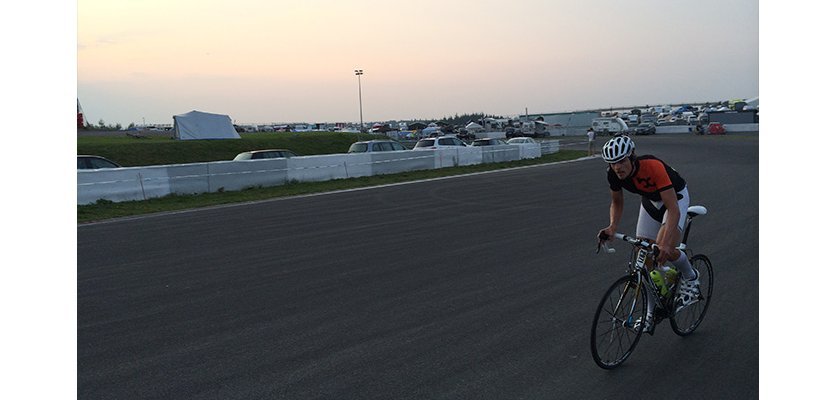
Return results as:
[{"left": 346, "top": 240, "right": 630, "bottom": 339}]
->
[
  {"left": 590, "top": 275, "right": 647, "bottom": 369},
  {"left": 670, "top": 254, "right": 714, "bottom": 336}
]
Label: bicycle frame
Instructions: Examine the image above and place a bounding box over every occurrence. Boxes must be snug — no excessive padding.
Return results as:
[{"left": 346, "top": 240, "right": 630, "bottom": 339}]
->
[
  {"left": 614, "top": 209, "right": 704, "bottom": 319},
  {"left": 626, "top": 244, "right": 667, "bottom": 313}
]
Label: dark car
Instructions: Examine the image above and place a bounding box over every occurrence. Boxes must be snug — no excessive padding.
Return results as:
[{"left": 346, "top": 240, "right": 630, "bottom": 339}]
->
[
  {"left": 77, "top": 155, "right": 122, "bottom": 169},
  {"left": 233, "top": 149, "right": 298, "bottom": 160},
  {"left": 634, "top": 123, "right": 656, "bottom": 135}
]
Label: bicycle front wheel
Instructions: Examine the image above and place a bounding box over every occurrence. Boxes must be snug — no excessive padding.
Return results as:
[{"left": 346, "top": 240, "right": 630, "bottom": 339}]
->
[
  {"left": 671, "top": 254, "right": 714, "bottom": 336},
  {"left": 590, "top": 275, "right": 648, "bottom": 369}
]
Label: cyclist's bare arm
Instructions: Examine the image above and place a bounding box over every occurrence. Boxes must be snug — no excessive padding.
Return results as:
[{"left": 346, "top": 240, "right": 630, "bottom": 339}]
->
[{"left": 600, "top": 190, "right": 624, "bottom": 240}]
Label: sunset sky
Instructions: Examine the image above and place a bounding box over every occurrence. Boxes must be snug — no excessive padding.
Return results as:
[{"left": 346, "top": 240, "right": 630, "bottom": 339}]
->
[{"left": 77, "top": 0, "right": 758, "bottom": 126}]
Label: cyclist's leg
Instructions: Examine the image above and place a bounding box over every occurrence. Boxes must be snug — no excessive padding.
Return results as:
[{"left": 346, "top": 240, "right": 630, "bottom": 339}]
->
[
  {"left": 659, "top": 188, "right": 701, "bottom": 308},
  {"left": 636, "top": 204, "right": 661, "bottom": 325},
  {"left": 663, "top": 187, "right": 696, "bottom": 280},
  {"left": 636, "top": 201, "right": 661, "bottom": 241}
]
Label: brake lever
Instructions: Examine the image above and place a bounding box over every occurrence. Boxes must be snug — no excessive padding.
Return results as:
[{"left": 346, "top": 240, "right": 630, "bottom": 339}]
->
[
  {"left": 597, "top": 239, "right": 616, "bottom": 254},
  {"left": 597, "top": 232, "right": 615, "bottom": 254}
]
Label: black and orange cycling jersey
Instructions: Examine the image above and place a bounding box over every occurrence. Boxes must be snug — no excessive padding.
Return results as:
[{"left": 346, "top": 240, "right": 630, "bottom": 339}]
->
[{"left": 607, "top": 155, "right": 686, "bottom": 202}]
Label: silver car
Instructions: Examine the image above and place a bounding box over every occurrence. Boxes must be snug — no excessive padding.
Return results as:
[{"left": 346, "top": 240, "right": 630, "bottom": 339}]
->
[
  {"left": 233, "top": 149, "right": 298, "bottom": 160},
  {"left": 413, "top": 136, "right": 469, "bottom": 150},
  {"left": 506, "top": 137, "right": 536, "bottom": 145},
  {"left": 471, "top": 138, "right": 507, "bottom": 146},
  {"left": 348, "top": 140, "right": 408, "bottom": 153}
]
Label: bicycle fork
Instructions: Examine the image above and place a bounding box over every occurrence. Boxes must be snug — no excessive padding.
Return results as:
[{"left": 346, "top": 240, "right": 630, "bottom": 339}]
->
[{"left": 612, "top": 275, "right": 644, "bottom": 339}]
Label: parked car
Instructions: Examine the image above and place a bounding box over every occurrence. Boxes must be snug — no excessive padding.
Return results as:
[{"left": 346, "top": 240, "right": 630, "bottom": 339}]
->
[
  {"left": 77, "top": 155, "right": 122, "bottom": 169},
  {"left": 471, "top": 138, "right": 507, "bottom": 146},
  {"left": 634, "top": 123, "right": 656, "bottom": 135},
  {"left": 506, "top": 137, "right": 536, "bottom": 145},
  {"left": 348, "top": 140, "right": 408, "bottom": 153},
  {"left": 456, "top": 129, "right": 475, "bottom": 141},
  {"left": 708, "top": 122, "right": 726, "bottom": 135},
  {"left": 505, "top": 127, "right": 521, "bottom": 138},
  {"left": 413, "top": 135, "right": 469, "bottom": 150},
  {"left": 591, "top": 117, "right": 630, "bottom": 136},
  {"left": 233, "top": 149, "right": 298, "bottom": 160}
]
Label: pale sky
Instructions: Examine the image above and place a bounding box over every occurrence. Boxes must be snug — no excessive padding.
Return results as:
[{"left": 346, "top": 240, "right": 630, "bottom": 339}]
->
[{"left": 77, "top": 0, "right": 758, "bottom": 126}]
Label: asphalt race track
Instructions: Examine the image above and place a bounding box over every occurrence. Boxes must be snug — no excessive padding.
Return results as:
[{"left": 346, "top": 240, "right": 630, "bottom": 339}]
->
[{"left": 78, "top": 133, "right": 759, "bottom": 399}]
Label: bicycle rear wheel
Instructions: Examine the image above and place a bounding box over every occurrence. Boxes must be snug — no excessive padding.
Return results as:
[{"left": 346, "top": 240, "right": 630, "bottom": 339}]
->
[
  {"left": 671, "top": 254, "right": 713, "bottom": 336},
  {"left": 590, "top": 275, "right": 647, "bottom": 369}
]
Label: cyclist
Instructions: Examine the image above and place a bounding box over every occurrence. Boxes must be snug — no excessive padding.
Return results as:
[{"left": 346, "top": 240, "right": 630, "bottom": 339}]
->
[{"left": 597, "top": 135, "right": 700, "bottom": 333}]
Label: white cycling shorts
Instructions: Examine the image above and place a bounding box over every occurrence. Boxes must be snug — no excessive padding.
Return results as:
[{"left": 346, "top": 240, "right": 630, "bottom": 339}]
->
[{"left": 636, "top": 186, "right": 690, "bottom": 240}]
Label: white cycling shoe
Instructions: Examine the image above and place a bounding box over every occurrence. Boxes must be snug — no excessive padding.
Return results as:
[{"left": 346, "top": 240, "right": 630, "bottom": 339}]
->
[
  {"left": 675, "top": 270, "right": 702, "bottom": 312},
  {"left": 633, "top": 313, "right": 655, "bottom": 335}
]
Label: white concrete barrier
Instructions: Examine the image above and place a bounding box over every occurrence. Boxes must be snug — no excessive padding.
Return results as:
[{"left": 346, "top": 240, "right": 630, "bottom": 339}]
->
[
  {"left": 369, "top": 152, "right": 435, "bottom": 175},
  {"left": 517, "top": 143, "right": 542, "bottom": 159},
  {"left": 656, "top": 123, "right": 759, "bottom": 134},
  {"left": 540, "top": 140, "right": 561, "bottom": 155},
  {"left": 78, "top": 167, "right": 151, "bottom": 204},
  {"left": 655, "top": 126, "right": 693, "bottom": 134},
  {"left": 205, "top": 160, "right": 288, "bottom": 192},
  {"left": 724, "top": 123, "right": 758, "bottom": 132},
  {"left": 287, "top": 154, "right": 356, "bottom": 183},
  {"left": 480, "top": 145, "right": 520, "bottom": 164},
  {"left": 78, "top": 144, "right": 559, "bottom": 204}
]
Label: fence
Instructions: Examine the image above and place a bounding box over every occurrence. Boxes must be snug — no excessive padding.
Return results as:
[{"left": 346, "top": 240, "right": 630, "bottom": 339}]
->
[{"left": 78, "top": 142, "right": 553, "bottom": 204}]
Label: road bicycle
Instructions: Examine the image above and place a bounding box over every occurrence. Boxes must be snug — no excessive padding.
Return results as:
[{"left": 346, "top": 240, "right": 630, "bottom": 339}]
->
[{"left": 590, "top": 205, "right": 713, "bottom": 369}]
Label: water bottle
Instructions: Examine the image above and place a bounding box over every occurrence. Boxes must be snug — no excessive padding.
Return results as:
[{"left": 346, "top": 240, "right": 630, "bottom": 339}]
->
[
  {"left": 649, "top": 270, "right": 669, "bottom": 297},
  {"left": 663, "top": 266, "right": 679, "bottom": 288}
]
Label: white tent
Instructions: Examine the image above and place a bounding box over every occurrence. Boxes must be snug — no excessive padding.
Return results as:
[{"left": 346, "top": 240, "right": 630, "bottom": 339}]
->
[
  {"left": 744, "top": 96, "right": 759, "bottom": 110},
  {"left": 173, "top": 110, "right": 240, "bottom": 140},
  {"left": 465, "top": 122, "right": 484, "bottom": 132}
]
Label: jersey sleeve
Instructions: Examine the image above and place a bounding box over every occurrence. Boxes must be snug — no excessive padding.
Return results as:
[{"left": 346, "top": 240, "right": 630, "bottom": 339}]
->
[{"left": 645, "top": 160, "right": 673, "bottom": 192}]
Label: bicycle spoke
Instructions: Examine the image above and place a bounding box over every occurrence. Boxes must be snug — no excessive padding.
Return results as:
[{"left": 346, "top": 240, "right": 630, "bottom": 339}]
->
[
  {"left": 670, "top": 254, "right": 713, "bottom": 336},
  {"left": 591, "top": 275, "right": 646, "bottom": 368}
]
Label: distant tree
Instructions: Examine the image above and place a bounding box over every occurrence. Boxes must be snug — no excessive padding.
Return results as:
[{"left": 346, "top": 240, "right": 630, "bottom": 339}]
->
[{"left": 88, "top": 119, "right": 123, "bottom": 131}]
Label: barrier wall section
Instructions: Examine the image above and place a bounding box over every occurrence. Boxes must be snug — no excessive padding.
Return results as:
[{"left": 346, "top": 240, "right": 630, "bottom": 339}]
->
[{"left": 77, "top": 141, "right": 547, "bottom": 204}]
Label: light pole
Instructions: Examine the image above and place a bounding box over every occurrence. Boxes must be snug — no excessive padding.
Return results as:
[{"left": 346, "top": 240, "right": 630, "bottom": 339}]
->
[{"left": 354, "top": 69, "right": 363, "bottom": 134}]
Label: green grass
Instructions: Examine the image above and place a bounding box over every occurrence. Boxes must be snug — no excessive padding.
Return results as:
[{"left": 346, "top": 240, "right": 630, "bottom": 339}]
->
[
  {"left": 77, "top": 131, "right": 382, "bottom": 166},
  {"left": 77, "top": 148, "right": 586, "bottom": 223}
]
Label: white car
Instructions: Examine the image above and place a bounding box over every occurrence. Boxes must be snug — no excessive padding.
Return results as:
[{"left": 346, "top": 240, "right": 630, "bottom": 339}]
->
[
  {"left": 348, "top": 140, "right": 408, "bottom": 153},
  {"left": 233, "top": 149, "right": 298, "bottom": 160},
  {"left": 471, "top": 138, "right": 507, "bottom": 146},
  {"left": 506, "top": 137, "right": 536, "bottom": 145},
  {"left": 413, "top": 136, "right": 469, "bottom": 150}
]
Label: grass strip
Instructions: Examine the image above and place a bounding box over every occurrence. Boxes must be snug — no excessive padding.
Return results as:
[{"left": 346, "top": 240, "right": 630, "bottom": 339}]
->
[{"left": 78, "top": 150, "right": 586, "bottom": 223}]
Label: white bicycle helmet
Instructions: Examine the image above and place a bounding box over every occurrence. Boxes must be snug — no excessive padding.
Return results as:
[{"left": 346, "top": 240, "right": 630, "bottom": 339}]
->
[{"left": 601, "top": 136, "right": 635, "bottom": 163}]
